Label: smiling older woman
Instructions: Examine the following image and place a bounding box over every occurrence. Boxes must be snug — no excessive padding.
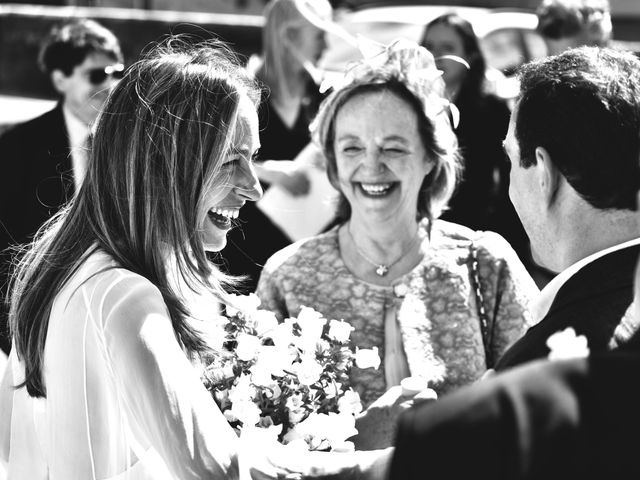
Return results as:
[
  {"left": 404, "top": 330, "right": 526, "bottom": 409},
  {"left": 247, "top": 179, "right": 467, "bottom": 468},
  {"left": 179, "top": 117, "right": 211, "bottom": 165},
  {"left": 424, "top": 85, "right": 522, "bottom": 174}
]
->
[{"left": 256, "top": 41, "right": 539, "bottom": 430}]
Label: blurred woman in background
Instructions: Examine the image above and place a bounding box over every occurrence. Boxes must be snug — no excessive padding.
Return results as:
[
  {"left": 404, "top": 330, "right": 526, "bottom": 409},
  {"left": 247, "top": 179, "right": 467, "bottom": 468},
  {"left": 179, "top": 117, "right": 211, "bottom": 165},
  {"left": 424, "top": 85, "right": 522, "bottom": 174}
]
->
[
  {"left": 421, "top": 13, "right": 529, "bottom": 262},
  {"left": 221, "top": 0, "right": 333, "bottom": 292}
]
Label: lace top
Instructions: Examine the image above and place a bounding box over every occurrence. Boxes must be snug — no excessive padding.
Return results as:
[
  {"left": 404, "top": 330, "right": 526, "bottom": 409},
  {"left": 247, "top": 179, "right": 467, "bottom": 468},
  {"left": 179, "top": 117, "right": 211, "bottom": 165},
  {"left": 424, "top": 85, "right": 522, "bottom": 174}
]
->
[
  {"left": 256, "top": 221, "right": 539, "bottom": 407},
  {"left": 0, "top": 250, "right": 241, "bottom": 479}
]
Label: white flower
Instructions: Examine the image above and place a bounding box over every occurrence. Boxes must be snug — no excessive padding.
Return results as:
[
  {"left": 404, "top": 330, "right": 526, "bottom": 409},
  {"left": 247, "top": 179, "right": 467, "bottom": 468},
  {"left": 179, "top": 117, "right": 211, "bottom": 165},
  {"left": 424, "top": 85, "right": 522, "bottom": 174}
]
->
[
  {"left": 268, "top": 320, "right": 297, "bottom": 349},
  {"left": 281, "top": 432, "right": 308, "bottom": 450},
  {"left": 293, "top": 355, "right": 323, "bottom": 386},
  {"left": 327, "top": 319, "right": 354, "bottom": 343},
  {"left": 226, "top": 293, "right": 261, "bottom": 317},
  {"left": 229, "top": 399, "right": 261, "bottom": 427},
  {"left": 286, "top": 393, "right": 307, "bottom": 425},
  {"left": 250, "top": 364, "right": 275, "bottom": 388},
  {"left": 264, "top": 383, "right": 282, "bottom": 402},
  {"left": 254, "top": 345, "right": 294, "bottom": 378},
  {"left": 546, "top": 327, "right": 590, "bottom": 360},
  {"left": 354, "top": 347, "right": 381, "bottom": 370},
  {"left": 323, "top": 412, "right": 358, "bottom": 444},
  {"left": 289, "top": 412, "right": 358, "bottom": 449},
  {"left": 288, "top": 408, "right": 307, "bottom": 425},
  {"left": 252, "top": 309, "right": 279, "bottom": 337},
  {"left": 286, "top": 393, "right": 304, "bottom": 411},
  {"left": 296, "top": 306, "right": 327, "bottom": 343},
  {"left": 337, "top": 389, "right": 363, "bottom": 416},
  {"left": 235, "top": 332, "right": 261, "bottom": 362},
  {"left": 228, "top": 374, "right": 256, "bottom": 404}
]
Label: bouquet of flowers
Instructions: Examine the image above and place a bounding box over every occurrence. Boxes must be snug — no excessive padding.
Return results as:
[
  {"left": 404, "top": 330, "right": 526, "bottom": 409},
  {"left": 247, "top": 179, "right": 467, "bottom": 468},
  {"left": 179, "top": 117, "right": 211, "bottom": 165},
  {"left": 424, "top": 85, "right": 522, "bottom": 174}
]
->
[{"left": 201, "top": 294, "right": 380, "bottom": 452}]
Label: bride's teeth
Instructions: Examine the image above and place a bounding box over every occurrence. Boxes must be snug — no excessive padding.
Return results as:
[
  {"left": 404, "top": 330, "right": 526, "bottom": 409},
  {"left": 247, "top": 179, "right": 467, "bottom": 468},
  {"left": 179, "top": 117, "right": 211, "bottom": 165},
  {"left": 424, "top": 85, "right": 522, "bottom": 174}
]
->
[{"left": 210, "top": 208, "right": 239, "bottom": 219}]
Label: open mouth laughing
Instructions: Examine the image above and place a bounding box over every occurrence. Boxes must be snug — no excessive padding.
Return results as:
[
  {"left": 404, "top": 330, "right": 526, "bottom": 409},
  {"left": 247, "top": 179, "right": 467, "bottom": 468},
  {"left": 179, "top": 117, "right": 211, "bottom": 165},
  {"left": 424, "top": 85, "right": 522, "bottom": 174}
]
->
[
  {"left": 207, "top": 207, "right": 240, "bottom": 229},
  {"left": 357, "top": 182, "right": 398, "bottom": 197}
]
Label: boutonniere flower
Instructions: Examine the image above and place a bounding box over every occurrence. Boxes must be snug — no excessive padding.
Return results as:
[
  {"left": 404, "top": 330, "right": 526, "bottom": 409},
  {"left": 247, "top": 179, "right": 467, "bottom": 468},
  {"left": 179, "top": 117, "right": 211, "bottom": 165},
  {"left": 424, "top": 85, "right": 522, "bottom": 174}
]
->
[
  {"left": 546, "top": 327, "right": 590, "bottom": 360},
  {"left": 354, "top": 346, "right": 381, "bottom": 370}
]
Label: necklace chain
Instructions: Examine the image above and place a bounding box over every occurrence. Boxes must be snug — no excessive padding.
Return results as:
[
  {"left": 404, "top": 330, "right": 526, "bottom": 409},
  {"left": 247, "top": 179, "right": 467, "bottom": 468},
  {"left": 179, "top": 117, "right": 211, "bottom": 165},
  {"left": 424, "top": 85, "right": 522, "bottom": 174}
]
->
[{"left": 347, "top": 225, "right": 422, "bottom": 277}]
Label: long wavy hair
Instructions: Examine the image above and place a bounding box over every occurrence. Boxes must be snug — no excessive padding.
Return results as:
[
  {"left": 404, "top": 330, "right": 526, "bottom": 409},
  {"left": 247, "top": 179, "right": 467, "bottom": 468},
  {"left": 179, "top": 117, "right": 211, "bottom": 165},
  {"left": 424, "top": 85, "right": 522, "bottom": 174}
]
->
[{"left": 9, "top": 38, "right": 261, "bottom": 398}]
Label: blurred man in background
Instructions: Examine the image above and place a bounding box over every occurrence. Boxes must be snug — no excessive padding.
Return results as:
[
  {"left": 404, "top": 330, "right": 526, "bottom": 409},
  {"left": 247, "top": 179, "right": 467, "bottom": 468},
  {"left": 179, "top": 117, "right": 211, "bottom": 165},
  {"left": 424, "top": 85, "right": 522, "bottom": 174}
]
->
[{"left": 0, "top": 19, "right": 124, "bottom": 354}]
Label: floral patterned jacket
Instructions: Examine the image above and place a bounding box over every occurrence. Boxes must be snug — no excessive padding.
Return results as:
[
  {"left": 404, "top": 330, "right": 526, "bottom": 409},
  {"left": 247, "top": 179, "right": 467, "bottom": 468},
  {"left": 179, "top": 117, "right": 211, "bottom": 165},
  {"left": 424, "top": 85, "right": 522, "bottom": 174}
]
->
[{"left": 256, "top": 220, "right": 539, "bottom": 408}]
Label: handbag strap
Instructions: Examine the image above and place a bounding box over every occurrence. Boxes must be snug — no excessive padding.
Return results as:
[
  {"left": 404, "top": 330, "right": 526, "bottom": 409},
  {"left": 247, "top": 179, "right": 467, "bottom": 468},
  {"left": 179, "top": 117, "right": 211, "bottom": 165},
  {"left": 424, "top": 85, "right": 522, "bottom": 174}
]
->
[{"left": 468, "top": 241, "right": 493, "bottom": 368}]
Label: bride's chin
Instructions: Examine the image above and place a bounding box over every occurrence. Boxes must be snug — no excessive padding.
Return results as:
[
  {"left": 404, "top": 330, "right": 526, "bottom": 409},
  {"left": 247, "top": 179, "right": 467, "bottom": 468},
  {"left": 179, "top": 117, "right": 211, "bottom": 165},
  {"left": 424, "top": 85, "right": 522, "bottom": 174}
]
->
[
  {"left": 203, "top": 235, "right": 227, "bottom": 253},
  {"left": 204, "top": 240, "right": 226, "bottom": 253}
]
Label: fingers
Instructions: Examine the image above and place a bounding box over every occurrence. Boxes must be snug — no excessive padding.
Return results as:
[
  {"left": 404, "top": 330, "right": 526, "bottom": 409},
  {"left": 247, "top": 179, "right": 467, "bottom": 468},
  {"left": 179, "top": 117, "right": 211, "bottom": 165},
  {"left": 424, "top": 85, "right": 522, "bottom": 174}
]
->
[{"left": 411, "top": 388, "right": 438, "bottom": 406}]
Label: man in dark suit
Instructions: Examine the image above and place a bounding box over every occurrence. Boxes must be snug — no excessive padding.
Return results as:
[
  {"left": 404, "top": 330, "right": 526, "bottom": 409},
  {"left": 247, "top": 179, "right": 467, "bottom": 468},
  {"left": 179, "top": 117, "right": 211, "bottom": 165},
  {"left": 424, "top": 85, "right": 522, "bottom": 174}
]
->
[
  {"left": 0, "top": 19, "right": 123, "bottom": 354},
  {"left": 390, "top": 341, "right": 640, "bottom": 479},
  {"left": 494, "top": 46, "right": 640, "bottom": 371}
]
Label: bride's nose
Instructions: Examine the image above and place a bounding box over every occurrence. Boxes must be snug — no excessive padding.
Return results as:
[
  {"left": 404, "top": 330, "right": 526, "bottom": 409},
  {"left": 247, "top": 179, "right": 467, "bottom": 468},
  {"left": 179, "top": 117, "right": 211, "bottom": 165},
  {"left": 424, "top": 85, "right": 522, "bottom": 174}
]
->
[{"left": 233, "top": 160, "right": 262, "bottom": 201}]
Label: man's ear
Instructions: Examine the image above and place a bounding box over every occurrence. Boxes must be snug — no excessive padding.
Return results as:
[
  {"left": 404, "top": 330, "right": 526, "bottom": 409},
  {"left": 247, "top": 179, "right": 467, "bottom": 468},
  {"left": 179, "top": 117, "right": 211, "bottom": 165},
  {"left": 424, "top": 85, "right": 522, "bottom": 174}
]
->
[
  {"left": 534, "top": 146, "right": 561, "bottom": 206},
  {"left": 50, "top": 69, "right": 68, "bottom": 95}
]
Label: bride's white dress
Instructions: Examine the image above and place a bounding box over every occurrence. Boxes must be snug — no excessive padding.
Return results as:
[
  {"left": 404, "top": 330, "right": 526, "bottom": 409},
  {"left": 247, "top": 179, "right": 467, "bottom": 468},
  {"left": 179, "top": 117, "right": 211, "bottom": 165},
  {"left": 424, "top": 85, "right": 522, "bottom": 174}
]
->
[{"left": 0, "top": 250, "right": 241, "bottom": 479}]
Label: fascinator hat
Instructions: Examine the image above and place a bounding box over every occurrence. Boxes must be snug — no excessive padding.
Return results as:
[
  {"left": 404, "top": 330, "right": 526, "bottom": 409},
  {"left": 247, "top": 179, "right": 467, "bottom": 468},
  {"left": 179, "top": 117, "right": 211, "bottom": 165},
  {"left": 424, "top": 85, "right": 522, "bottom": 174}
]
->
[{"left": 312, "top": 38, "right": 464, "bottom": 225}]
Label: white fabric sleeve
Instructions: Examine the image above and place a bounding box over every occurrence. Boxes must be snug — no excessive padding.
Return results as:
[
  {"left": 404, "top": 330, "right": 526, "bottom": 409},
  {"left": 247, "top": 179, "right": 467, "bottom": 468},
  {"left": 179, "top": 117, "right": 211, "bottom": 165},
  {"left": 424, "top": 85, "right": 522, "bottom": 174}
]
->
[{"left": 102, "top": 276, "right": 241, "bottom": 480}]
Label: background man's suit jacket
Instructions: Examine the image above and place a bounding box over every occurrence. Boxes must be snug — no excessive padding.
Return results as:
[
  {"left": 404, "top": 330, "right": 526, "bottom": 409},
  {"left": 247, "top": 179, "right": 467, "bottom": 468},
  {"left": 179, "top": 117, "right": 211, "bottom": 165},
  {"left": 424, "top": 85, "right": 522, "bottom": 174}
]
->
[
  {"left": 0, "top": 102, "right": 73, "bottom": 354},
  {"left": 391, "top": 348, "right": 640, "bottom": 480},
  {"left": 495, "top": 244, "right": 640, "bottom": 370}
]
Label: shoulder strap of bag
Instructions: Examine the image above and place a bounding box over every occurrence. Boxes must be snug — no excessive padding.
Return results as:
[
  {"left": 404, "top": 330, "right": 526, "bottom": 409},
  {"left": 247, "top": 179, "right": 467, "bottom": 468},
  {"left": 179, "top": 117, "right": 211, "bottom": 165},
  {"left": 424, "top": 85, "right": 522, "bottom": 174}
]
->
[{"left": 468, "top": 241, "right": 493, "bottom": 368}]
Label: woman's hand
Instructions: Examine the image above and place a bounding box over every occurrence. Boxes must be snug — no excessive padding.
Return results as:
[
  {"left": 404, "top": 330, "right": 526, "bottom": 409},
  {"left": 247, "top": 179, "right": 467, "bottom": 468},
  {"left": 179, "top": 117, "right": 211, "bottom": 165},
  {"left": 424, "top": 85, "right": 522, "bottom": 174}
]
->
[
  {"left": 353, "top": 384, "right": 437, "bottom": 451},
  {"left": 263, "top": 446, "right": 394, "bottom": 480}
]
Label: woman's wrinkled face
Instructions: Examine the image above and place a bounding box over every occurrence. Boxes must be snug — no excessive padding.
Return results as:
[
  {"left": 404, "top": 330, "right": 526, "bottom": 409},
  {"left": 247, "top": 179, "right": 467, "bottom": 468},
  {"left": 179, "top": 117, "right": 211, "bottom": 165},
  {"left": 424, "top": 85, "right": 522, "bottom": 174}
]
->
[
  {"left": 202, "top": 94, "right": 262, "bottom": 252},
  {"left": 422, "top": 23, "right": 469, "bottom": 89},
  {"left": 333, "top": 90, "right": 434, "bottom": 224}
]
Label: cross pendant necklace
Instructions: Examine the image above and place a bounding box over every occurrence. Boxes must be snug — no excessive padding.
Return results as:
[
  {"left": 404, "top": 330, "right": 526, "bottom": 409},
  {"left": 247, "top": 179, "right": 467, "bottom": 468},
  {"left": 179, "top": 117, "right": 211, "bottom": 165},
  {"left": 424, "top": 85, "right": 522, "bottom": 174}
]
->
[
  {"left": 347, "top": 225, "right": 421, "bottom": 277},
  {"left": 375, "top": 264, "right": 389, "bottom": 277}
]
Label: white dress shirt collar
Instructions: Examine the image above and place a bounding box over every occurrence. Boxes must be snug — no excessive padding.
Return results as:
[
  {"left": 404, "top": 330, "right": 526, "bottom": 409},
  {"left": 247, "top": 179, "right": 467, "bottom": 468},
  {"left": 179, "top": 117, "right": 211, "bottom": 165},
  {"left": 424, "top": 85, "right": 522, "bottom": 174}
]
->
[
  {"left": 62, "top": 105, "right": 91, "bottom": 191},
  {"left": 531, "top": 237, "right": 640, "bottom": 323}
]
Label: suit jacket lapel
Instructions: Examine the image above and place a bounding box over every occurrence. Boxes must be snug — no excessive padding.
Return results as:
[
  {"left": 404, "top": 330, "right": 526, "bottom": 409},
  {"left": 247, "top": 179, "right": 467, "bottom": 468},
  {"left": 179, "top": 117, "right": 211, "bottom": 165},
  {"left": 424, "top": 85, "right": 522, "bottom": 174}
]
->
[{"left": 545, "top": 244, "right": 640, "bottom": 317}]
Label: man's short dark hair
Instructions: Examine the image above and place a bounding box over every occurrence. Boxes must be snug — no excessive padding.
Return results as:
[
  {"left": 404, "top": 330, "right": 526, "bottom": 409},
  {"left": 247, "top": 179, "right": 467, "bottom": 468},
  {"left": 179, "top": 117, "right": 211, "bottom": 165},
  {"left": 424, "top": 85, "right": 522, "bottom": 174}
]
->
[
  {"left": 514, "top": 46, "right": 640, "bottom": 211},
  {"left": 38, "top": 18, "right": 123, "bottom": 76}
]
